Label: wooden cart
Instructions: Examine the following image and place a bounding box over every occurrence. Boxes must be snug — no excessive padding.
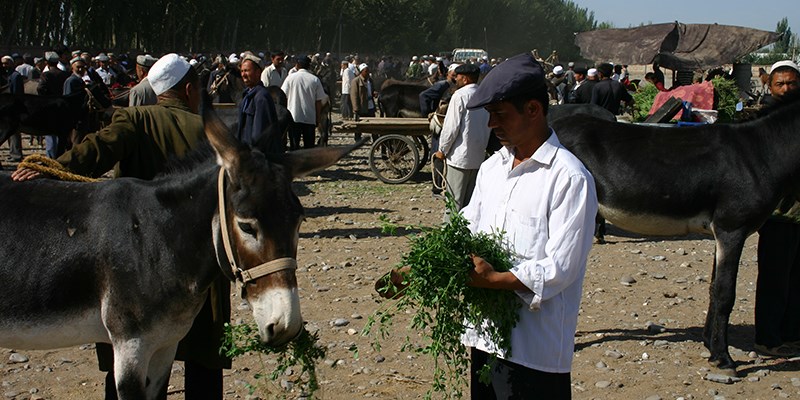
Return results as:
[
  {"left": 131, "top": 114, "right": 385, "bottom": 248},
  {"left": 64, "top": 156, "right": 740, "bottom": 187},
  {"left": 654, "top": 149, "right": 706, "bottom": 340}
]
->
[{"left": 334, "top": 117, "right": 431, "bottom": 184}]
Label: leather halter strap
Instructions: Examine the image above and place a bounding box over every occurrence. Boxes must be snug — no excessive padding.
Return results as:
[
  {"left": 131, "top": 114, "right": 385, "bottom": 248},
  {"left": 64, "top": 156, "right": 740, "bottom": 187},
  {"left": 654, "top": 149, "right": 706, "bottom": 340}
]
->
[{"left": 217, "top": 168, "right": 297, "bottom": 284}]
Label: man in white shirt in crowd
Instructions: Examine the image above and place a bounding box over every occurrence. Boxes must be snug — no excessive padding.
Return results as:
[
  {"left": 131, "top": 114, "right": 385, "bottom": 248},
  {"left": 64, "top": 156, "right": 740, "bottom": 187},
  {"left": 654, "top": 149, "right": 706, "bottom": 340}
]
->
[
  {"left": 340, "top": 58, "right": 355, "bottom": 120},
  {"left": 433, "top": 63, "right": 491, "bottom": 212},
  {"left": 261, "top": 50, "right": 287, "bottom": 88},
  {"left": 281, "top": 55, "right": 327, "bottom": 150},
  {"left": 461, "top": 52, "right": 597, "bottom": 399}
]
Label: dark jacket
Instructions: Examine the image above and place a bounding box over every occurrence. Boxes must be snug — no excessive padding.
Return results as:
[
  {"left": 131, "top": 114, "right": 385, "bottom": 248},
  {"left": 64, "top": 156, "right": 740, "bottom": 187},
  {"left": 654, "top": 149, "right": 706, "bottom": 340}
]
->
[
  {"left": 419, "top": 79, "right": 453, "bottom": 115},
  {"left": 571, "top": 80, "right": 596, "bottom": 104},
  {"left": 591, "top": 79, "right": 632, "bottom": 115},
  {"left": 3, "top": 70, "right": 24, "bottom": 94},
  {"left": 237, "top": 83, "right": 283, "bottom": 153},
  {"left": 63, "top": 74, "right": 85, "bottom": 96},
  {"left": 37, "top": 68, "right": 69, "bottom": 96}
]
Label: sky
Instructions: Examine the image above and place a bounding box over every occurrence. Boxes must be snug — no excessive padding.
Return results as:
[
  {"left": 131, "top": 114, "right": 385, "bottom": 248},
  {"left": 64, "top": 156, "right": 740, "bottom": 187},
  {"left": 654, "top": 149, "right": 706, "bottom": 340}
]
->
[{"left": 568, "top": 0, "right": 794, "bottom": 33}]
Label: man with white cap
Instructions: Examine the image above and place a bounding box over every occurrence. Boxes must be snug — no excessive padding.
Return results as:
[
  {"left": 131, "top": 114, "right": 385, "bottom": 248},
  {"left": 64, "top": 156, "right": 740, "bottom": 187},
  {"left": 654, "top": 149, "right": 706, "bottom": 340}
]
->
[
  {"left": 13, "top": 53, "right": 231, "bottom": 400},
  {"left": 129, "top": 54, "right": 158, "bottom": 106},
  {"left": 95, "top": 53, "right": 114, "bottom": 85},
  {"left": 37, "top": 51, "right": 69, "bottom": 96},
  {"left": 753, "top": 59, "right": 800, "bottom": 358},
  {"left": 350, "top": 62, "right": 376, "bottom": 119},
  {"left": 237, "top": 53, "right": 282, "bottom": 153},
  {"left": 406, "top": 55, "right": 423, "bottom": 79},
  {"left": 340, "top": 58, "right": 355, "bottom": 120}
]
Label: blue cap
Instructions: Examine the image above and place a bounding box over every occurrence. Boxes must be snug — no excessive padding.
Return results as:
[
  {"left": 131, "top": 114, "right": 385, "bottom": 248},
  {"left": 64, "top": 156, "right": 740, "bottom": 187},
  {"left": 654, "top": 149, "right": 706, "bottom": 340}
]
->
[{"left": 466, "top": 53, "right": 546, "bottom": 109}]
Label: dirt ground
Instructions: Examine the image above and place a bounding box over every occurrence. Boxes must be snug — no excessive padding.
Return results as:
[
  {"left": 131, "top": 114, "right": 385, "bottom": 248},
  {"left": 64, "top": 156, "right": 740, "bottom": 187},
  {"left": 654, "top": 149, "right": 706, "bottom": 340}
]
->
[{"left": 1, "top": 125, "right": 799, "bottom": 400}]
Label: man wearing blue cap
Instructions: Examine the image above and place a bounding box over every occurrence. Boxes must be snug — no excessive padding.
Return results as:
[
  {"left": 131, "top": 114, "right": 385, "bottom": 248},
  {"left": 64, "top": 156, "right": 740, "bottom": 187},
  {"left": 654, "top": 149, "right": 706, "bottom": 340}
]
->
[
  {"left": 460, "top": 53, "right": 598, "bottom": 399},
  {"left": 433, "top": 63, "right": 491, "bottom": 211}
]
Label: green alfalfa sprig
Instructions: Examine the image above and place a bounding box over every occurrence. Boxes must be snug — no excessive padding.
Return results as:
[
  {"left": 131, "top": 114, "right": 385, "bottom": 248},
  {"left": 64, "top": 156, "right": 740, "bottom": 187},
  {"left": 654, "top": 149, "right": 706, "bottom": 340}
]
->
[
  {"left": 363, "top": 196, "right": 521, "bottom": 398},
  {"left": 221, "top": 323, "right": 326, "bottom": 398}
]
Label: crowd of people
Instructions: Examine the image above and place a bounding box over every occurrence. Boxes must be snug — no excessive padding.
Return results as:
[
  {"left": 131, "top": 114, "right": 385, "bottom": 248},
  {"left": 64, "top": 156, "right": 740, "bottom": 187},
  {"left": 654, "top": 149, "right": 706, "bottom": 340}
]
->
[{"left": 2, "top": 41, "right": 800, "bottom": 399}]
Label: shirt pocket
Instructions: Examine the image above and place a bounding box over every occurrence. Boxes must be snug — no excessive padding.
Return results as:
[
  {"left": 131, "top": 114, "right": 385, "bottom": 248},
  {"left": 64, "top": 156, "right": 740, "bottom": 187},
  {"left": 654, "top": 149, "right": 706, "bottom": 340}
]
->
[{"left": 507, "top": 209, "right": 547, "bottom": 260}]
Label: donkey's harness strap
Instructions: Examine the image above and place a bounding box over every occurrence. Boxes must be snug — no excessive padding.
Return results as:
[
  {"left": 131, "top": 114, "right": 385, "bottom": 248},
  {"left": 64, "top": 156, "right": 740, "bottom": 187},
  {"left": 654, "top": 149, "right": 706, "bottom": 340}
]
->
[{"left": 217, "top": 168, "right": 296, "bottom": 284}]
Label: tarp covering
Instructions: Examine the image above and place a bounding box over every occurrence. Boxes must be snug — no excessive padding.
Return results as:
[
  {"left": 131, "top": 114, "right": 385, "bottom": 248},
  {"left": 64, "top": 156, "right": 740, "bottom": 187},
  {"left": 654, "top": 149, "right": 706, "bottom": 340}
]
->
[{"left": 575, "top": 22, "right": 781, "bottom": 70}]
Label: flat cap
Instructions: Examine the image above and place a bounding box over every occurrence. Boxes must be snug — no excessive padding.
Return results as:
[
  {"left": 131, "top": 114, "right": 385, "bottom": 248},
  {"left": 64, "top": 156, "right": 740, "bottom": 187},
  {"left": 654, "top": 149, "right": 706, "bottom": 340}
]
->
[
  {"left": 573, "top": 64, "right": 588, "bottom": 75},
  {"left": 454, "top": 63, "right": 479, "bottom": 75},
  {"left": 466, "top": 53, "right": 545, "bottom": 109},
  {"left": 241, "top": 53, "right": 262, "bottom": 68},
  {"left": 96, "top": 53, "right": 110, "bottom": 62},
  {"left": 136, "top": 54, "right": 158, "bottom": 67},
  {"left": 70, "top": 56, "right": 84, "bottom": 65},
  {"left": 148, "top": 53, "right": 191, "bottom": 96}
]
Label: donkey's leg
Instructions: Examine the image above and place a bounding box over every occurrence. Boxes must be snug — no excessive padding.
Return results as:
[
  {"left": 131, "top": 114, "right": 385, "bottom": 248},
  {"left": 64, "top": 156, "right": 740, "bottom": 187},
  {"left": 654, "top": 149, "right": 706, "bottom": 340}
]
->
[
  {"left": 111, "top": 340, "right": 149, "bottom": 400},
  {"left": 703, "top": 228, "right": 747, "bottom": 375},
  {"left": 144, "top": 344, "right": 178, "bottom": 400}
]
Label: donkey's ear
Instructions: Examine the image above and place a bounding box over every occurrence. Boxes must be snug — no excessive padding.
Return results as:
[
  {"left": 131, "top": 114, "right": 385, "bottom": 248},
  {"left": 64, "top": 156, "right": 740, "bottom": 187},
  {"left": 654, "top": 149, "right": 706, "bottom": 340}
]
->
[
  {"left": 201, "top": 90, "right": 248, "bottom": 175},
  {"left": 277, "top": 138, "right": 367, "bottom": 179}
]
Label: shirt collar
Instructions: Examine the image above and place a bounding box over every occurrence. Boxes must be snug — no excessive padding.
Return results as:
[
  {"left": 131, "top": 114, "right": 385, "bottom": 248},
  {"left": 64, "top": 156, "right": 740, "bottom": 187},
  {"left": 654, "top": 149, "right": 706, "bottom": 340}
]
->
[
  {"left": 499, "top": 128, "right": 560, "bottom": 168},
  {"left": 157, "top": 97, "right": 192, "bottom": 112}
]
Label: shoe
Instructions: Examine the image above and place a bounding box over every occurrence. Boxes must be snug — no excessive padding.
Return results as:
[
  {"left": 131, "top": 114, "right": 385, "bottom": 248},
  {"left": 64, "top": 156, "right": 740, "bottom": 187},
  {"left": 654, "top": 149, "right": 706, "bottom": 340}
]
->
[{"left": 754, "top": 343, "right": 800, "bottom": 358}]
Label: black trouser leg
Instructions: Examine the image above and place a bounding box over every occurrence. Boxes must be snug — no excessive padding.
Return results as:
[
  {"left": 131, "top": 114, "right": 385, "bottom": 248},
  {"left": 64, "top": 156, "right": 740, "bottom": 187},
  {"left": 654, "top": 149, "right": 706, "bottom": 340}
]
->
[
  {"left": 470, "top": 348, "right": 571, "bottom": 400},
  {"left": 185, "top": 361, "right": 222, "bottom": 400},
  {"left": 756, "top": 219, "right": 800, "bottom": 347}
]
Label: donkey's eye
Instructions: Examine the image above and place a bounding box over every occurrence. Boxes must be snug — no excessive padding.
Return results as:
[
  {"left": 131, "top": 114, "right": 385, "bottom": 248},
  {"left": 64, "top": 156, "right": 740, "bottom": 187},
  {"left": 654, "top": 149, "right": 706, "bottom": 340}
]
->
[{"left": 237, "top": 222, "right": 257, "bottom": 236}]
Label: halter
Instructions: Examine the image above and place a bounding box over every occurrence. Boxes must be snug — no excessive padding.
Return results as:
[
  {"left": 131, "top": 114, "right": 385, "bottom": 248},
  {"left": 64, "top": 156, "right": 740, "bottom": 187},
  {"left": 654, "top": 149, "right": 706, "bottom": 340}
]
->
[{"left": 217, "top": 168, "right": 297, "bottom": 284}]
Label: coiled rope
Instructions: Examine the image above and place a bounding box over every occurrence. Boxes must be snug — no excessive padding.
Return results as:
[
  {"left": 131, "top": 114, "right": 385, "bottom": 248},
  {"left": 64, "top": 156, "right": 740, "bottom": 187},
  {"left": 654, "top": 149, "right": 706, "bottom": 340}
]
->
[{"left": 17, "top": 154, "right": 99, "bottom": 182}]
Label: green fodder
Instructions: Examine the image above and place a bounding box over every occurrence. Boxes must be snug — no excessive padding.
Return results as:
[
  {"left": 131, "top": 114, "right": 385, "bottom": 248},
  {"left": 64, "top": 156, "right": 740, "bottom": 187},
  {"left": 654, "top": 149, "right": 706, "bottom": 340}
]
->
[
  {"left": 221, "top": 324, "right": 326, "bottom": 399},
  {"left": 364, "top": 198, "right": 521, "bottom": 399}
]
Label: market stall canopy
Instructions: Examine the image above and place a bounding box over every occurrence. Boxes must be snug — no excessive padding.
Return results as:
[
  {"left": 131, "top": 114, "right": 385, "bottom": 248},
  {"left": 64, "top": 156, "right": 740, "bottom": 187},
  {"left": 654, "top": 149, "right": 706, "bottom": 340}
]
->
[{"left": 575, "top": 22, "right": 781, "bottom": 70}]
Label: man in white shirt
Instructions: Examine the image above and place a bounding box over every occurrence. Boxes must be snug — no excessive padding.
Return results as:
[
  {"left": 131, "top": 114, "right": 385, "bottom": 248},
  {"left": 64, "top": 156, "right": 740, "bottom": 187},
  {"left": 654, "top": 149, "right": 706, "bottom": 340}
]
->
[
  {"left": 340, "top": 59, "right": 355, "bottom": 120},
  {"left": 261, "top": 51, "right": 287, "bottom": 88},
  {"left": 281, "top": 55, "right": 327, "bottom": 150},
  {"left": 461, "top": 53, "right": 598, "bottom": 399},
  {"left": 433, "top": 63, "right": 491, "bottom": 211}
]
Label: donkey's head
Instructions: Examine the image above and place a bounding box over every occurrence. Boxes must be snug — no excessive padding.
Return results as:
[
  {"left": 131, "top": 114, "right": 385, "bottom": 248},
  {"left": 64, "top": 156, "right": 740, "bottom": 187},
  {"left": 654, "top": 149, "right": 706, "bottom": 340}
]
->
[{"left": 203, "top": 97, "right": 363, "bottom": 346}]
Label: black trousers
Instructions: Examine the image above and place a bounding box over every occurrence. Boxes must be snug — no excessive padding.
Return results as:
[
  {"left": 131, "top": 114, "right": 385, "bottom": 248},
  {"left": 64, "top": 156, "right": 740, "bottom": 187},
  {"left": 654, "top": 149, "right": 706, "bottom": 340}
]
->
[
  {"left": 755, "top": 218, "right": 800, "bottom": 347},
  {"left": 470, "top": 348, "right": 571, "bottom": 400},
  {"left": 289, "top": 122, "right": 316, "bottom": 150}
]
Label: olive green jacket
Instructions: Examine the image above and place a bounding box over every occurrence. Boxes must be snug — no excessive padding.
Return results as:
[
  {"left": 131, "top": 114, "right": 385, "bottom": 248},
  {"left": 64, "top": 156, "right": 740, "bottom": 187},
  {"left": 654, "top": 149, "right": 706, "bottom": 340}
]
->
[
  {"left": 771, "top": 197, "right": 800, "bottom": 224},
  {"left": 58, "top": 98, "right": 206, "bottom": 179}
]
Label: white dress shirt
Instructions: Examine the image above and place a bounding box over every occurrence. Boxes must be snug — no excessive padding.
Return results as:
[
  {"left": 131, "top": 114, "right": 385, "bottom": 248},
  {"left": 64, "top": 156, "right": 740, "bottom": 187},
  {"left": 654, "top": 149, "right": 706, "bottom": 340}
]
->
[
  {"left": 261, "top": 64, "right": 287, "bottom": 87},
  {"left": 281, "top": 69, "right": 327, "bottom": 125},
  {"left": 461, "top": 131, "right": 598, "bottom": 373},
  {"left": 438, "top": 83, "right": 491, "bottom": 169},
  {"left": 341, "top": 67, "right": 355, "bottom": 95}
]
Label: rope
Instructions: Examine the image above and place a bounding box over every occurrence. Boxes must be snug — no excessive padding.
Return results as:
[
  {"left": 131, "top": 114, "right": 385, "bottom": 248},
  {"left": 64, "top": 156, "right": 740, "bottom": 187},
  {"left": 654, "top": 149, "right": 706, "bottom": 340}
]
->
[
  {"left": 431, "top": 153, "right": 448, "bottom": 192},
  {"left": 17, "top": 154, "right": 99, "bottom": 182}
]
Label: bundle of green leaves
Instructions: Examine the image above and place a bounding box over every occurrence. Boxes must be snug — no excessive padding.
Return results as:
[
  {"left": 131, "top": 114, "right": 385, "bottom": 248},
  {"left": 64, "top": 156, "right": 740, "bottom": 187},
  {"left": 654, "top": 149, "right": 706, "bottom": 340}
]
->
[
  {"left": 632, "top": 83, "right": 660, "bottom": 122},
  {"left": 221, "top": 323, "right": 326, "bottom": 398},
  {"left": 364, "top": 200, "right": 521, "bottom": 399}
]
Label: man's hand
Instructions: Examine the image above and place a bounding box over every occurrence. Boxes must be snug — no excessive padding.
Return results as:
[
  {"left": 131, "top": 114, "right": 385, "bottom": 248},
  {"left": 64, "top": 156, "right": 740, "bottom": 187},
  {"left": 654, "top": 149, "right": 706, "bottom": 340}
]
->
[
  {"left": 433, "top": 150, "right": 445, "bottom": 160},
  {"left": 11, "top": 167, "right": 45, "bottom": 182},
  {"left": 468, "top": 255, "right": 530, "bottom": 292}
]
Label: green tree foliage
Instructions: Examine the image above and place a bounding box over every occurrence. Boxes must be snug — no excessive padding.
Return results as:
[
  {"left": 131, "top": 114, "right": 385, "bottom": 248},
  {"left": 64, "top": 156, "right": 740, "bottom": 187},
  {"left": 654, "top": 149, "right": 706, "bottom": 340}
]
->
[
  {"left": 774, "top": 17, "right": 792, "bottom": 54},
  {"left": 1, "top": 0, "right": 599, "bottom": 58}
]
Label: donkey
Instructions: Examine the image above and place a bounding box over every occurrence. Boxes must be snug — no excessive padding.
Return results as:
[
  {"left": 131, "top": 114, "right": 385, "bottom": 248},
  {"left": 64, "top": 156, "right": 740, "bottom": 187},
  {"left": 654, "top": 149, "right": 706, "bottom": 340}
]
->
[
  {"left": 550, "top": 90, "right": 800, "bottom": 375},
  {"left": 0, "top": 101, "right": 363, "bottom": 398}
]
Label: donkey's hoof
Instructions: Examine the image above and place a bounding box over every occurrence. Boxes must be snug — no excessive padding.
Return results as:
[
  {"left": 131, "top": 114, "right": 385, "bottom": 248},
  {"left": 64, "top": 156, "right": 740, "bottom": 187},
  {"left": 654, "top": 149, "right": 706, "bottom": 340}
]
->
[{"left": 707, "top": 359, "right": 738, "bottom": 377}]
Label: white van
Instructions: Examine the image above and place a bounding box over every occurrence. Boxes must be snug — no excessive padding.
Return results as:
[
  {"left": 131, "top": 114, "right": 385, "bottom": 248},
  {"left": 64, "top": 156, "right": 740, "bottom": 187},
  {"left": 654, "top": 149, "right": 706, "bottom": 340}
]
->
[{"left": 452, "top": 48, "right": 488, "bottom": 63}]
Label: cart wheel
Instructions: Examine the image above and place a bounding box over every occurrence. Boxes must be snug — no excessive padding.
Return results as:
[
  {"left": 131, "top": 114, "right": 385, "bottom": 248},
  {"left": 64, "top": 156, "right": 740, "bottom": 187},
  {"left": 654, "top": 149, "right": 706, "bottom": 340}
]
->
[
  {"left": 412, "top": 135, "right": 430, "bottom": 171},
  {"left": 369, "top": 134, "right": 420, "bottom": 184}
]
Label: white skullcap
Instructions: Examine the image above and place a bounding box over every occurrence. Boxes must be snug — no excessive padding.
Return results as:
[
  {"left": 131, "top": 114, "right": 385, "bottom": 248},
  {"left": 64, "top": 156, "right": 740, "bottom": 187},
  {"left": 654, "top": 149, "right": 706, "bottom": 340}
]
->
[
  {"left": 412, "top": 56, "right": 418, "bottom": 61},
  {"left": 228, "top": 54, "right": 240, "bottom": 64},
  {"left": 136, "top": 54, "right": 158, "bottom": 67},
  {"left": 587, "top": 68, "right": 597, "bottom": 77},
  {"left": 96, "top": 53, "right": 109, "bottom": 62},
  {"left": 1, "top": 55, "right": 11, "bottom": 63},
  {"left": 448, "top": 63, "right": 461, "bottom": 72},
  {"left": 358, "top": 63, "right": 369, "bottom": 72},
  {"left": 149, "top": 53, "right": 191, "bottom": 96},
  {"left": 189, "top": 59, "right": 198, "bottom": 66},
  {"left": 568, "top": 61, "right": 574, "bottom": 67},
  {"left": 553, "top": 65, "right": 564, "bottom": 75},
  {"left": 45, "top": 51, "right": 59, "bottom": 62},
  {"left": 770, "top": 60, "right": 799, "bottom": 74},
  {"left": 435, "top": 57, "right": 442, "bottom": 61}
]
